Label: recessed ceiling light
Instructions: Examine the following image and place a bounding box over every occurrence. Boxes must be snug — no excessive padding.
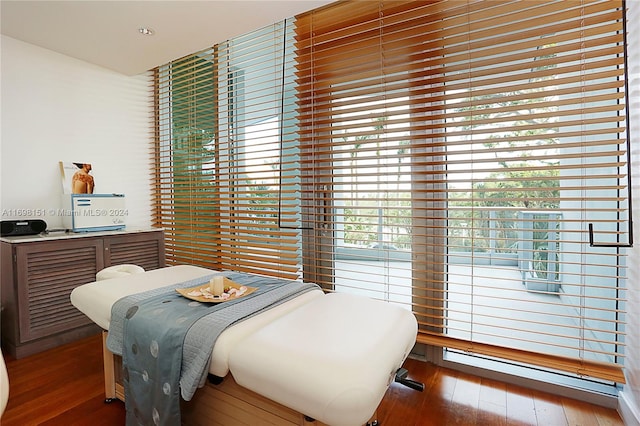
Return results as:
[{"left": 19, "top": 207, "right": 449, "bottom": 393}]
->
[{"left": 138, "top": 27, "right": 154, "bottom": 36}]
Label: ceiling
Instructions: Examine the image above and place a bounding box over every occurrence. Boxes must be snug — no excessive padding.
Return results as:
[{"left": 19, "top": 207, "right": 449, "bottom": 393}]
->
[{"left": 0, "top": 0, "right": 334, "bottom": 76}]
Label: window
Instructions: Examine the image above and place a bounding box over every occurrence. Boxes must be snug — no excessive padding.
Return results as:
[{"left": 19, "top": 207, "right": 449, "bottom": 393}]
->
[
  {"left": 152, "top": 0, "right": 630, "bottom": 385},
  {"left": 153, "top": 21, "right": 301, "bottom": 279},
  {"left": 294, "top": 0, "right": 629, "bottom": 383}
]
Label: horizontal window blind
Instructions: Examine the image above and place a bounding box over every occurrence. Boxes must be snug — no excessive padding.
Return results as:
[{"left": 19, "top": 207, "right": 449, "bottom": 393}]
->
[
  {"left": 153, "top": 21, "right": 301, "bottom": 279},
  {"left": 295, "top": 0, "right": 629, "bottom": 382}
]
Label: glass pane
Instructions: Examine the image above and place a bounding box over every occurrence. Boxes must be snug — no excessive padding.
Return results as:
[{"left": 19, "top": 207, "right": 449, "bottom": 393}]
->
[
  {"left": 331, "top": 93, "right": 413, "bottom": 305},
  {"left": 443, "top": 31, "right": 625, "bottom": 367}
]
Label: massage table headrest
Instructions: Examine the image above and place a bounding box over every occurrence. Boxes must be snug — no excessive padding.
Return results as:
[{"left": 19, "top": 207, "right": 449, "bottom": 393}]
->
[{"left": 96, "top": 264, "right": 145, "bottom": 281}]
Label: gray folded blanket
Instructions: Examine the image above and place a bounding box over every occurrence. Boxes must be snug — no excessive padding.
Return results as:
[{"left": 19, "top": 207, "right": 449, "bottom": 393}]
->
[{"left": 106, "top": 271, "right": 319, "bottom": 426}]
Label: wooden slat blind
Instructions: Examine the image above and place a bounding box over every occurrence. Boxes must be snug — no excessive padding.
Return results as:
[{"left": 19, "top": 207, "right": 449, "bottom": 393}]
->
[
  {"left": 152, "top": 21, "right": 301, "bottom": 279},
  {"left": 295, "top": 0, "right": 629, "bottom": 383}
]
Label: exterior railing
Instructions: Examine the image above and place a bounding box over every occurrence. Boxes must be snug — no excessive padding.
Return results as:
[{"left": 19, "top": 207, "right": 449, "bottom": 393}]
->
[{"left": 335, "top": 208, "right": 563, "bottom": 294}]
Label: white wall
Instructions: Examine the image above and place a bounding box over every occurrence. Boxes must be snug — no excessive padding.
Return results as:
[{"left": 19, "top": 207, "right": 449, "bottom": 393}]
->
[
  {"left": 620, "top": 1, "right": 640, "bottom": 424},
  {"left": 0, "top": 35, "right": 152, "bottom": 230}
]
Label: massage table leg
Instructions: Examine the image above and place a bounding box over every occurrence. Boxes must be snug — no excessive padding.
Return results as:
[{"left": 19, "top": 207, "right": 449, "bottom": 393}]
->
[
  {"left": 102, "top": 331, "right": 124, "bottom": 403},
  {"left": 102, "top": 332, "right": 116, "bottom": 402}
]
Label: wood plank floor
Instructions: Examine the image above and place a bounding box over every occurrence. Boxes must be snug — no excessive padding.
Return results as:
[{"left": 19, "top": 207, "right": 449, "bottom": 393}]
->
[{"left": 1, "top": 333, "right": 624, "bottom": 425}]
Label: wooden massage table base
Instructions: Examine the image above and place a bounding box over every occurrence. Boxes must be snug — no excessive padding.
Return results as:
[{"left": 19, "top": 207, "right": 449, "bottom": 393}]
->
[{"left": 101, "top": 333, "right": 379, "bottom": 426}]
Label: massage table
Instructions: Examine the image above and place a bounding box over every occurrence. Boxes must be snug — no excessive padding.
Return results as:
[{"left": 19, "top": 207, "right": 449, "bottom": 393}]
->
[{"left": 70, "top": 265, "right": 420, "bottom": 426}]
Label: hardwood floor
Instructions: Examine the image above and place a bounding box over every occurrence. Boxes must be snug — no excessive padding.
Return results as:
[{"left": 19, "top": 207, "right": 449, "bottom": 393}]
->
[
  {"left": 1, "top": 333, "right": 624, "bottom": 425},
  {"left": 2, "top": 333, "right": 125, "bottom": 426},
  {"left": 377, "top": 358, "right": 624, "bottom": 426}
]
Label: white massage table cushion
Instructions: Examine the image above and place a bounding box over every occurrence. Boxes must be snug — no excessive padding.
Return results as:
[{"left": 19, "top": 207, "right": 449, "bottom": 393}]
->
[
  {"left": 70, "top": 265, "right": 324, "bottom": 377},
  {"left": 207, "top": 290, "right": 322, "bottom": 377},
  {"left": 229, "top": 292, "right": 418, "bottom": 426}
]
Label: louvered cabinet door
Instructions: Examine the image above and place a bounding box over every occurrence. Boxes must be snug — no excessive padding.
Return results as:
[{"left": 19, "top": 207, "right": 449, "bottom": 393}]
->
[
  {"left": 14, "top": 238, "right": 104, "bottom": 342},
  {"left": 103, "top": 231, "right": 165, "bottom": 271}
]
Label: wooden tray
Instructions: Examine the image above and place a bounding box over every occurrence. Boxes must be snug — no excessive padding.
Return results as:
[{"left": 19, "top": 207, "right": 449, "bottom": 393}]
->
[{"left": 176, "top": 277, "right": 257, "bottom": 303}]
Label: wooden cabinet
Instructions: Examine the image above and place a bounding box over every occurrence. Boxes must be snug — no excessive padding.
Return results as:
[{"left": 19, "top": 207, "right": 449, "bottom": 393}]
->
[{"left": 1, "top": 229, "right": 165, "bottom": 358}]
